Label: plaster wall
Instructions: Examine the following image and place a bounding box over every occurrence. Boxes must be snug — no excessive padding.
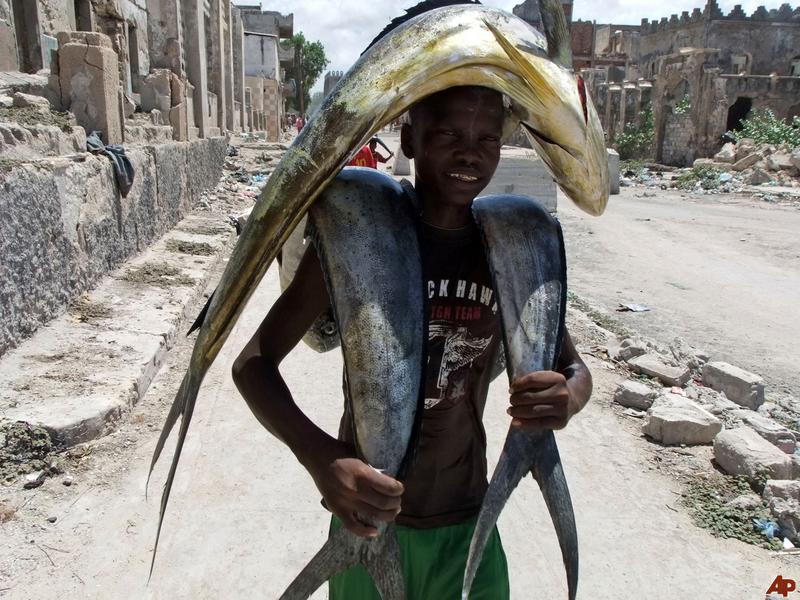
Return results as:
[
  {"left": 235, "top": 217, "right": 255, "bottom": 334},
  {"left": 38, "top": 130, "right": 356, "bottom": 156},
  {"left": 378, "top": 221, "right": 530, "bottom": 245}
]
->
[
  {"left": 0, "top": 136, "right": 227, "bottom": 357},
  {"left": 244, "top": 33, "right": 279, "bottom": 79}
]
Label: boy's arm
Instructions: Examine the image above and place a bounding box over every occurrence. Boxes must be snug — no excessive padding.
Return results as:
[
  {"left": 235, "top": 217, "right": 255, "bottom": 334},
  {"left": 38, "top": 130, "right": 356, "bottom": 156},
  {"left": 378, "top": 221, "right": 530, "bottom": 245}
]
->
[
  {"left": 232, "top": 245, "right": 403, "bottom": 537},
  {"left": 506, "top": 328, "right": 592, "bottom": 431}
]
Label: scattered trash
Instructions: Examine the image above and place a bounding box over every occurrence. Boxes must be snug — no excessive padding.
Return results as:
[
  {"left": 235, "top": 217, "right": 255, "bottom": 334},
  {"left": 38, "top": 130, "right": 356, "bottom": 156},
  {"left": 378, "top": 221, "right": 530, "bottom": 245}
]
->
[
  {"left": 622, "top": 407, "right": 646, "bottom": 419},
  {"left": 47, "top": 516, "right": 57, "bottom": 523},
  {"left": 86, "top": 131, "right": 135, "bottom": 197},
  {"left": 617, "top": 303, "right": 651, "bottom": 313},
  {"left": 784, "top": 537, "right": 796, "bottom": 550},
  {"left": 227, "top": 145, "right": 239, "bottom": 157},
  {"left": 62, "top": 475, "right": 73, "bottom": 487},
  {"left": 719, "top": 172, "right": 733, "bottom": 183},
  {"left": 670, "top": 387, "right": 687, "bottom": 397},
  {"left": 250, "top": 173, "right": 267, "bottom": 185},
  {"left": 23, "top": 470, "right": 46, "bottom": 489},
  {"left": 753, "top": 517, "right": 780, "bottom": 539}
]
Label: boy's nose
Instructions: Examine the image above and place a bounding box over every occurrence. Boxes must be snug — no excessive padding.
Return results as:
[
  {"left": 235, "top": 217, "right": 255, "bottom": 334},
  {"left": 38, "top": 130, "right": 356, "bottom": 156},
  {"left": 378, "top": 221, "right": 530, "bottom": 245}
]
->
[{"left": 452, "top": 138, "right": 481, "bottom": 166}]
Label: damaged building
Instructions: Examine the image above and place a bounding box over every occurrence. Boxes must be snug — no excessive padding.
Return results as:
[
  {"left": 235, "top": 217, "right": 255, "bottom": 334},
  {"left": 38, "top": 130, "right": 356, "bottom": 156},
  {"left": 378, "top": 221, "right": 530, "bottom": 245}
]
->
[
  {"left": 0, "top": 0, "right": 293, "bottom": 356},
  {"left": 514, "top": 0, "right": 800, "bottom": 166}
]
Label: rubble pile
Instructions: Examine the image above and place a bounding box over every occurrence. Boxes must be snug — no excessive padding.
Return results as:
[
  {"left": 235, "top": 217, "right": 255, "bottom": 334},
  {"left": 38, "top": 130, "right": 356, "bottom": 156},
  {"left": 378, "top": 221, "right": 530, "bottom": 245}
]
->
[
  {"left": 710, "top": 138, "right": 800, "bottom": 188},
  {"left": 606, "top": 333, "right": 800, "bottom": 548},
  {"left": 619, "top": 140, "right": 800, "bottom": 201}
]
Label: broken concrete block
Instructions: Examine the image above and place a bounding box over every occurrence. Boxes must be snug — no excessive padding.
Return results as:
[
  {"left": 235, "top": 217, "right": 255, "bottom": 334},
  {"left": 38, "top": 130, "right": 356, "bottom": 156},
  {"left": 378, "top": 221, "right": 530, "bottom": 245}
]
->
[
  {"left": 57, "top": 31, "right": 123, "bottom": 144},
  {"left": 642, "top": 394, "right": 722, "bottom": 445},
  {"left": 693, "top": 158, "right": 716, "bottom": 168},
  {"left": 713, "top": 428, "right": 793, "bottom": 483},
  {"left": 768, "top": 497, "right": 800, "bottom": 542},
  {"left": 731, "top": 152, "right": 763, "bottom": 172},
  {"left": 614, "top": 380, "right": 660, "bottom": 410},
  {"left": 764, "top": 480, "right": 800, "bottom": 502},
  {"left": 140, "top": 69, "right": 173, "bottom": 114},
  {"left": 725, "top": 493, "right": 762, "bottom": 510},
  {"left": 714, "top": 142, "right": 736, "bottom": 163},
  {"left": 702, "top": 361, "right": 765, "bottom": 410},
  {"left": 123, "top": 94, "right": 136, "bottom": 119},
  {"left": 612, "top": 338, "right": 648, "bottom": 362},
  {"left": 393, "top": 142, "right": 411, "bottom": 176},
  {"left": 766, "top": 152, "right": 796, "bottom": 173},
  {"left": 608, "top": 148, "right": 620, "bottom": 195},
  {"left": 791, "top": 149, "right": 800, "bottom": 171},
  {"left": 746, "top": 166, "right": 771, "bottom": 185},
  {"left": 0, "top": 95, "right": 12, "bottom": 109},
  {"left": 734, "top": 411, "right": 796, "bottom": 454},
  {"left": 12, "top": 92, "right": 51, "bottom": 111},
  {"left": 735, "top": 138, "right": 756, "bottom": 161},
  {"left": 627, "top": 354, "right": 691, "bottom": 387}
]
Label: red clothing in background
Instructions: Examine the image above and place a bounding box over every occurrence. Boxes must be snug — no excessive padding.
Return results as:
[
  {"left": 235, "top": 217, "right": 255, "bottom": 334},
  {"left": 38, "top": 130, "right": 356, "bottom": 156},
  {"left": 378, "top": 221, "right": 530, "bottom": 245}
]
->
[{"left": 348, "top": 146, "right": 377, "bottom": 169}]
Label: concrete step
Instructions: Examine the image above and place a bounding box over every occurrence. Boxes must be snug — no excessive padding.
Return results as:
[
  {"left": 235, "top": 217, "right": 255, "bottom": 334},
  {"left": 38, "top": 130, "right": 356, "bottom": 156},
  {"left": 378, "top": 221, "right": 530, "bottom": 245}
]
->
[{"left": 0, "top": 213, "right": 235, "bottom": 447}]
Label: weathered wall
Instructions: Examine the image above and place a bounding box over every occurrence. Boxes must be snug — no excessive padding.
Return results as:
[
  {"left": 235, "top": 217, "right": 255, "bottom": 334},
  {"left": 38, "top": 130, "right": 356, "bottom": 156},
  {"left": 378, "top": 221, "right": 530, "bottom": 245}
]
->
[
  {"left": 244, "top": 33, "right": 279, "bottom": 78},
  {"left": 0, "top": 136, "right": 227, "bottom": 356}
]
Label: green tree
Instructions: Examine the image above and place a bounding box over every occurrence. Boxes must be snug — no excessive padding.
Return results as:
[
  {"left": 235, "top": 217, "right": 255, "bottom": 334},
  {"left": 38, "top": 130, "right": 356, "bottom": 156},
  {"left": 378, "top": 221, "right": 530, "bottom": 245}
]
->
[{"left": 282, "top": 33, "right": 329, "bottom": 116}]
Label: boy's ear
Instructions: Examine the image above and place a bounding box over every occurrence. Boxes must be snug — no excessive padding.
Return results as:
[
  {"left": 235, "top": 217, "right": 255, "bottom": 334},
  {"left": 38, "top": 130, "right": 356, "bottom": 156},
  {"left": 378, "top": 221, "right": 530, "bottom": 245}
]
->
[{"left": 400, "top": 123, "right": 415, "bottom": 160}]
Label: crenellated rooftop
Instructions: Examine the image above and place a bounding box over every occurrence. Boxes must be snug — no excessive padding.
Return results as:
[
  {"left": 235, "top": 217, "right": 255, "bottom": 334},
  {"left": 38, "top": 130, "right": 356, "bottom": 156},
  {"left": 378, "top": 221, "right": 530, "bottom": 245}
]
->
[{"left": 640, "top": 1, "right": 799, "bottom": 33}]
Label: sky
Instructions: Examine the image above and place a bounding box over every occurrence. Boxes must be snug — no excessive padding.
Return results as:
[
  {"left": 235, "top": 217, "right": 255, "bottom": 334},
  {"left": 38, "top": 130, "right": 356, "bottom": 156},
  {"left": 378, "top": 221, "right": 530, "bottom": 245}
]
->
[{"left": 233, "top": 0, "right": 793, "bottom": 92}]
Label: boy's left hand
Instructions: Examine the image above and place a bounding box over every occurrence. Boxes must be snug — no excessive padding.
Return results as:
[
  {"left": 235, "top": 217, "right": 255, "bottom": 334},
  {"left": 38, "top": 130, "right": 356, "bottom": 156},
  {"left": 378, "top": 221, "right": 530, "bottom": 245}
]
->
[{"left": 508, "top": 371, "right": 575, "bottom": 431}]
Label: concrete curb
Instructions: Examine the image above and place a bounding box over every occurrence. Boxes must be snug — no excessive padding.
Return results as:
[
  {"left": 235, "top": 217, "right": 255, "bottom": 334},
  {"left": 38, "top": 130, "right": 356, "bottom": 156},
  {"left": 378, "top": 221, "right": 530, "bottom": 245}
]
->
[{"left": 0, "top": 212, "right": 235, "bottom": 447}]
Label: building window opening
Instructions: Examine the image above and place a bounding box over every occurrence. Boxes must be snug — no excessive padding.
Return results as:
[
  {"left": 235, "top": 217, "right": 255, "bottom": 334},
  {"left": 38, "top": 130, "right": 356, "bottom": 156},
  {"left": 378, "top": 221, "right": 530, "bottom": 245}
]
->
[
  {"left": 732, "top": 54, "right": 749, "bottom": 75},
  {"left": 726, "top": 97, "right": 753, "bottom": 132},
  {"left": 74, "top": 0, "right": 92, "bottom": 31},
  {"left": 11, "top": 0, "right": 42, "bottom": 73},
  {"left": 791, "top": 57, "right": 800, "bottom": 77},
  {"left": 127, "top": 21, "right": 140, "bottom": 93}
]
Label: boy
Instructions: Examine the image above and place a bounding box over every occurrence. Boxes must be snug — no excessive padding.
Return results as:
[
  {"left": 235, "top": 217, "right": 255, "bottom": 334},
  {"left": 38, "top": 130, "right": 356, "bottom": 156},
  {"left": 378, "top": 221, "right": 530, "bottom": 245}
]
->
[{"left": 232, "top": 86, "right": 592, "bottom": 598}]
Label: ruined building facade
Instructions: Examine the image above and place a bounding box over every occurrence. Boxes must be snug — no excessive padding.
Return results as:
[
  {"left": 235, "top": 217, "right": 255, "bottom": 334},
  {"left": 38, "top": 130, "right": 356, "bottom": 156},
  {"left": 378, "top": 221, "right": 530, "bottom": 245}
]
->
[
  {"left": 576, "top": 1, "right": 800, "bottom": 165},
  {"left": 0, "top": 0, "right": 293, "bottom": 143},
  {"left": 513, "top": 0, "right": 800, "bottom": 166},
  {"left": 0, "top": 1, "right": 294, "bottom": 357}
]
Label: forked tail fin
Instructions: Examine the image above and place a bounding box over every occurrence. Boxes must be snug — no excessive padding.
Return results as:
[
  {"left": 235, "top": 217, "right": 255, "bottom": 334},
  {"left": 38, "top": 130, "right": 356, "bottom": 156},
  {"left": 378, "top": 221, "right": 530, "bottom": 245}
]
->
[{"left": 280, "top": 526, "right": 404, "bottom": 600}]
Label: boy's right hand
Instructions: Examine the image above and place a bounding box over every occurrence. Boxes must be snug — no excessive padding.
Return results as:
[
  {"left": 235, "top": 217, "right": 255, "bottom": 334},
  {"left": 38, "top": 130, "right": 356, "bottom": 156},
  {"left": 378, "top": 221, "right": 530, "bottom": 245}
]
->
[{"left": 307, "top": 443, "right": 404, "bottom": 538}]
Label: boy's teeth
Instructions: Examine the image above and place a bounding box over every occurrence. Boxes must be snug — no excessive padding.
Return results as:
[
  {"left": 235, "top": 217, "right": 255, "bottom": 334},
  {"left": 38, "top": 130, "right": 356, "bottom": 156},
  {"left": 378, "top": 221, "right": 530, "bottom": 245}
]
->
[{"left": 448, "top": 173, "right": 478, "bottom": 182}]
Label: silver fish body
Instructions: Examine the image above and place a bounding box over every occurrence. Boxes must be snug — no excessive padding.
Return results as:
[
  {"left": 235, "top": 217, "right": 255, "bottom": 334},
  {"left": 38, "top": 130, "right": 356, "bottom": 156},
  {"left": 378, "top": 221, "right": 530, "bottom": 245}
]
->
[
  {"left": 280, "top": 169, "right": 424, "bottom": 599},
  {"left": 149, "top": 2, "right": 608, "bottom": 587},
  {"left": 466, "top": 195, "right": 575, "bottom": 600}
]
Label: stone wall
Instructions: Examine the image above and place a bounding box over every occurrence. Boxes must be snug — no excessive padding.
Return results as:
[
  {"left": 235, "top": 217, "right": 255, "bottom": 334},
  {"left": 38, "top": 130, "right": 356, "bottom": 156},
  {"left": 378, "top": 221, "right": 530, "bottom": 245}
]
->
[
  {"left": 0, "top": 136, "right": 227, "bottom": 357},
  {"left": 244, "top": 33, "right": 279, "bottom": 78},
  {"left": 661, "top": 111, "right": 694, "bottom": 166}
]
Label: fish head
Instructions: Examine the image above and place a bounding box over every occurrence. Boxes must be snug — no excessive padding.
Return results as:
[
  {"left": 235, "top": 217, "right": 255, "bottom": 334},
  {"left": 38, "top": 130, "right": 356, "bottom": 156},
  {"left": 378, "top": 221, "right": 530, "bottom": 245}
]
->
[{"left": 483, "top": 19, "right": 609, "bottom": 217}]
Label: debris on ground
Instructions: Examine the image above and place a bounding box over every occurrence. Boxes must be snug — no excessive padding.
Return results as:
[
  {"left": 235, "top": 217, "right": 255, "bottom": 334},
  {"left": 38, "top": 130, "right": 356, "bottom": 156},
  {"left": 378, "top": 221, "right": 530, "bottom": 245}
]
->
[{"left": 0, "top": 422, "right": 62, "bottom": 483}]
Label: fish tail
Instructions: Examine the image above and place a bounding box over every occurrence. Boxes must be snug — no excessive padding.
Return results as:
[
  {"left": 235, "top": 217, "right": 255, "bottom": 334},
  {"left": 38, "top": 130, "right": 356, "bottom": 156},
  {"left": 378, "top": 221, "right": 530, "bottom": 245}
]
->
[
  {"left": 462, "top": 428, "right": 536, "bottom": 599},
  {"left": 463, "top": 429, "right": 578, "bottom": 599},
  {"left": 532, "top": 431, "right": 579, "bottom": 600},
  {"left": 280, "top": 526, "right": 404, "bottom": 600},
  {"left": 539, "top": 0, "right": 573, "bottom": 68},
  {"left": 147, "top": 364, "right": 203, "bottom": 579}
]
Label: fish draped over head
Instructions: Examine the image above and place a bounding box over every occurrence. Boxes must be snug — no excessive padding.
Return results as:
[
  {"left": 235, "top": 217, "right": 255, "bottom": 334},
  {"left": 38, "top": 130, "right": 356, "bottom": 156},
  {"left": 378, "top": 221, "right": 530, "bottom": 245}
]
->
[{"left": 148, "top": 0, "right": 609, "bottom": 597}]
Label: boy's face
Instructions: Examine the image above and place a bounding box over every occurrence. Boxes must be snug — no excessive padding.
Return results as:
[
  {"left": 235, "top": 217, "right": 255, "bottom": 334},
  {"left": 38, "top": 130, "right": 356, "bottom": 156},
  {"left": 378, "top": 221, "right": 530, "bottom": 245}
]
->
[{"left": 401, "top": 87, "right": 504, "bottom": 210}]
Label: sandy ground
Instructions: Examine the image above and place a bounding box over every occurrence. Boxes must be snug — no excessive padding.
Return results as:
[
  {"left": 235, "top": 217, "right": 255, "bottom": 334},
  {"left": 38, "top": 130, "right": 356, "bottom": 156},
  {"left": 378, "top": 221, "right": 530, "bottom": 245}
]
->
[
  {"left": 560, "top": 188, "right": 800, "bottom": 398},
  {"left": 1, "top": 255, "right": 794, "bottom": 599}
]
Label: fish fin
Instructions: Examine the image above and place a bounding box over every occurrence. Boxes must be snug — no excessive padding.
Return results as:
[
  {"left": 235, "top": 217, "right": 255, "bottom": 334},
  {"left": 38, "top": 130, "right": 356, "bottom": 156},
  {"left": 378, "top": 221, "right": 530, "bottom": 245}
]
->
[
  {"left": 462, "top": 427, "right": 533, "bottom": 599},
  {"left": 539, "top": 0, "right": 573, "bottom": 68},
  {"left": 186, "top": 291, "right": 215, "bottom": 336},
  {"left": 363, "top": 0, "right": 482, "bottom": 54},
  {"left": 147, "top": 367, "right": 202, "bottom": 578},
  {"left": 531, "top": 433, "right": 579, "bottom": 600},
  {"left": 279, "top": 527, "right": 404, "bottom": 600},
  {"left": 483, "top": 19, "right": 559, "bottom": 107}
]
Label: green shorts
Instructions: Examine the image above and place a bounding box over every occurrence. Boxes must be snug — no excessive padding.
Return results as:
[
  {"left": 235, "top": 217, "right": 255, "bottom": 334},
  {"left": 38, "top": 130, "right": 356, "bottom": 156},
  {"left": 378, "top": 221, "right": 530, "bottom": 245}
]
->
[{"left": 328, "top": 516, "right": 510, "bottom": 600}]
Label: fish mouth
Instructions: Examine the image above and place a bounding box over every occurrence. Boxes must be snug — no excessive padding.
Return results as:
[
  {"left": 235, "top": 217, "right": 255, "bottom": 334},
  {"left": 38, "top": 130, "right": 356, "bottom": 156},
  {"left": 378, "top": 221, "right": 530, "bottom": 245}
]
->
[{"left": 520, "top": 121, "right": 579, "bottom": 161}]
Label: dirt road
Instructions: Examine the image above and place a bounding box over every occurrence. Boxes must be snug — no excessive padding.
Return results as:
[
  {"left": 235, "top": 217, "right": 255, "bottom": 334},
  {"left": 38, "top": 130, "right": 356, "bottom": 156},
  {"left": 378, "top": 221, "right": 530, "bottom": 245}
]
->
[
  {"left": 560, "top": 189, "right": 800, "bottom": 398},
  {"left": 1, "top": 258, "right": 792, "bottom": 599}
]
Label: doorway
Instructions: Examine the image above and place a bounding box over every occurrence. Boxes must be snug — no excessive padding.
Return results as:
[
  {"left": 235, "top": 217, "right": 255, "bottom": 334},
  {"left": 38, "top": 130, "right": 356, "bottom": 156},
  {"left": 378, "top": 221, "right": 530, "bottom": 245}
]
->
[
  {"left": 726, "top": 97, "right": 752, "bottom": 132},
  {"left": 11, "top": 0, "right": 41, "bottom": 73},
  {"left": 74, "top": 0, "right": 92, "bottom": 31}
]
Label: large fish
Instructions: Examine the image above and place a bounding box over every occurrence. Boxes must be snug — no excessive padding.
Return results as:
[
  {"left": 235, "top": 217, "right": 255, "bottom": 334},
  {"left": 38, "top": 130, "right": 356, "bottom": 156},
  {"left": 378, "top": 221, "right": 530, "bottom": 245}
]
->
[
  {"left": 280, "top": 169, "right": 423, "bottom": 599},
  {"left": 148, "top": 0, "right": 609, "bottom": 593}
]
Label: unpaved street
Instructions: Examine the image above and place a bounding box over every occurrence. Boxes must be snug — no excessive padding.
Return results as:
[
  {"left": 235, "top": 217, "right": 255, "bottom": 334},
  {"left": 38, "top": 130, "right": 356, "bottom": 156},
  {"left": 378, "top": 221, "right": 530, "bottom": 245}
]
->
[
  {"left": 561, "top": 190, "right": 800, "bottom": 397},
  {"left": 1, "top": 255, "right": 792, "bottom": 599}
]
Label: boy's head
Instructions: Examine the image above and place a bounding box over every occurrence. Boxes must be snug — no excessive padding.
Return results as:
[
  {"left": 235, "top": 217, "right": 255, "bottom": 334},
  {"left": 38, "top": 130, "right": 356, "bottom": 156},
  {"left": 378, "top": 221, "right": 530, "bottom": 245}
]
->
[{"left": 401, "top": 86, "right": 504, "bottom": 211}]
